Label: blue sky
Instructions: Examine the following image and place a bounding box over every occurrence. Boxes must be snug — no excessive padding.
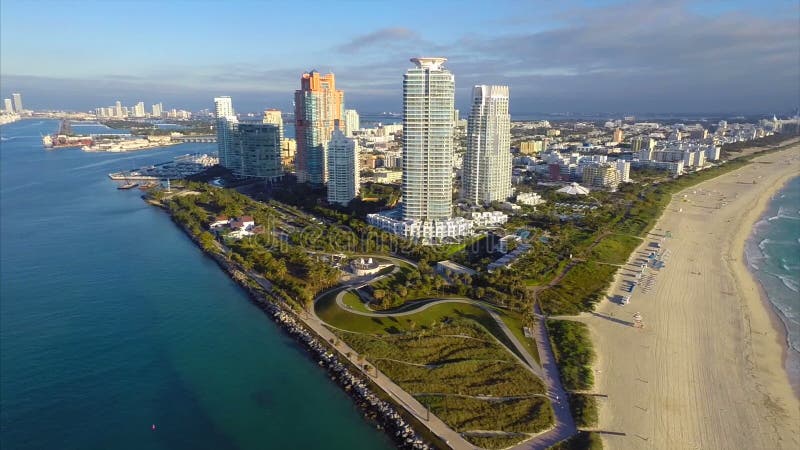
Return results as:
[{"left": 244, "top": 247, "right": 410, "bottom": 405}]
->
[{"left": 1, "top": 0, "right": 798, "bottom": 114}]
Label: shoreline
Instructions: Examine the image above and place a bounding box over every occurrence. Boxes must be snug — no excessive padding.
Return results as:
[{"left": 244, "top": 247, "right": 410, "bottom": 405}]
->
[
  {"left": 589, "top": 144, "right": 800, "bottom": 449},
  {"left": 740, "top": 174, "right": 800, "bottom": 397},
  {"left": 145, "top": 198, "right": 444, "bottom": 450}
]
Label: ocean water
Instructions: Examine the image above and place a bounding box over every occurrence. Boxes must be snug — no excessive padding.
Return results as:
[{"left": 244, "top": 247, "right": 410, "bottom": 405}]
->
[
  {"left": 0, "top": 119, "right": 393, "bottom": 450},
  {"left": 745, "top": 176, "right": 800, "bottom": 385}
]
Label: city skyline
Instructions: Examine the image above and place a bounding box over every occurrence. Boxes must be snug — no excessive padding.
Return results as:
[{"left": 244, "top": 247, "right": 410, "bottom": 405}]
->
[{"left": 1, "top": 0, "right": 798, "bottom": 114}]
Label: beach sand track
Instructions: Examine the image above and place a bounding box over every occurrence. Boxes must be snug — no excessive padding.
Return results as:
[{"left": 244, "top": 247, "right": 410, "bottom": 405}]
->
[{"left": 582, "top": 146, "right": 800, "bottom": 450}]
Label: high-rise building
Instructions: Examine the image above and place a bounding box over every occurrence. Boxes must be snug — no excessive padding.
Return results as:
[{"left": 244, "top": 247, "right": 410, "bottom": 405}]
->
[
  {"left": 214, "top": 96, "right": 238, "bottom": 169},
  {"left": 615, "top": 160, "right": 631, "bottom": 182},
  {"left": 134, "top": 101, "right": 146, "bottom": 118},
  {"left": 612, "top": 128, "right": 624, "bottom": 143},
  {"left": 462, "top": 85, "right": 512, "bottom": 205},
  {"left": 344, "top": 109, "right": 360, "bottom": 137},
  {"left": 262, "top": 109, "right": 284, "bottom": 140},
  {"left": 152, "top": 103, "right": 163, "bottom": 118},
  {"left": 3, "top": 98, "right": 12, "bottom": 113},
  {"left": 519, "top": 140, "right": 544, "bottom": 155},
  {"left": 11, "top": 93, "right": 22, "bottom": 113},
  {"left": 327, "top": 129, "right": 359, "bottom": 205},
  {"left": 582, "top": 163, "right": 621, "bottom": 189},
  {"left": 294, "top": 71, "right": 344, "bottom": 185},
  {"left": 401, "top": 57, "right": 455, "bottom": 221},
  {"left": 114, "top": 100, "right": 123, "bottom": 118},
  {"left": 230, "top": 123, "right": 283, "bottom": 181}
]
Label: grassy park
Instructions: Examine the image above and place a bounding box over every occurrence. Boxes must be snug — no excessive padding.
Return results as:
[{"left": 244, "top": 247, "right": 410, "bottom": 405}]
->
[
  {"left": 546, "top": 320, "right": 595, "bottom": 391},
  {"left": 331, "top": 316, "right": 552, "bottom": 449}
]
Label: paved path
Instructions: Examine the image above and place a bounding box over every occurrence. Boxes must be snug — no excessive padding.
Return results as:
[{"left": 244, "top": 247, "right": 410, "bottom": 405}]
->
[
  {"left": 312, "top": 252, "right": 579, "bottom": 449},
  {"left": 333, "top": 291, "right": 544, "bottom": 378},
  {"left": 306, "top": 292, "right": 477, "bottom": 449},
  {"left": 511, "top": 304, "right": 578, "bottom": 449}
]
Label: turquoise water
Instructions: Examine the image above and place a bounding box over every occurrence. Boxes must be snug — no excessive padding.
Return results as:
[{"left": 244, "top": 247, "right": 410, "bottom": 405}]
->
[
  {"left": 0, "top": 120, "right": 393, "bottom": 450},
  {"left": 745, "top": 176, "right": 800, "bottom": 387}
]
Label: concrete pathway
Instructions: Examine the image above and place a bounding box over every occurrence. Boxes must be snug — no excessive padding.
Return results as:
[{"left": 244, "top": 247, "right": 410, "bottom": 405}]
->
[
  {"left": 332, "top": 291, "right": 545, "bottom": 378},
  {"left": 511, "top": 304, "right": 578, "bottom": 449}
]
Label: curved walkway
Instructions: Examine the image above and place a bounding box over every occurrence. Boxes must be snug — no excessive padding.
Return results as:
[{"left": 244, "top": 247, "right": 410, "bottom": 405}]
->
[
  {"left": 332, "top": 291, "right": 544, "bottom": 378},
  {"left": 311, "top": 254, "right": 579, "bottom": 449}
]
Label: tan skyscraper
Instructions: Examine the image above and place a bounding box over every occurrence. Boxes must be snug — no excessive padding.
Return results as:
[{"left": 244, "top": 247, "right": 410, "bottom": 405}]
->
[
  {"left": 262, "top": 109, "right": 284, "bottom": 140},
  {"left": 613, "top": 128, "right": 624, "bottom": 143},
  {"left": 294, "top": 71, "right": 344, "bottom": 184}
]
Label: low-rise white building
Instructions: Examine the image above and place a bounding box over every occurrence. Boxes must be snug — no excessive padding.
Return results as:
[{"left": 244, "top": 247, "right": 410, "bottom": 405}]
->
[{"left": 516, "top": 192, "right": 546, "bottom": 206}]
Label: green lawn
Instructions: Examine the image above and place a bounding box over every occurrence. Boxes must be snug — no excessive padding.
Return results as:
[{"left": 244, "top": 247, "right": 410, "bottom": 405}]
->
[
  {"left": 569, "top": 393, "right": 599, "bottom": 428},
  {"left": 340, "top": 290, "right": 373, "bottom": 313},
  {"left": 318, "top": 292, "right": 553, "bottom": 445},
  {"left": 419, "top": 394, "right": 553, "bottom": 434},
  {"left": 588, "top": 234, "right": 642, "bottom": 265},
  {"left": 497, "top": 311, "right": 540, "bottom": 364},
  {"left": 538, "top": 261, "right": 617, "bottom": 315},
  {"left": 547, "top": 320, "right": 595, "bottom": 391}
]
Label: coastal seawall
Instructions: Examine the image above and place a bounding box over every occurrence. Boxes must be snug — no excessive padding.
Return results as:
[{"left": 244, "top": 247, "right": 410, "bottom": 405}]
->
[{"left": 147, "top": 197, "right": 439, "bottom": 450}]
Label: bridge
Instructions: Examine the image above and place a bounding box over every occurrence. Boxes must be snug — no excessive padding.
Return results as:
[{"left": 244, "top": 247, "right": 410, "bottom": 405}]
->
[{"left": 172, "top": 135, "right": 216, "bottom": 143}]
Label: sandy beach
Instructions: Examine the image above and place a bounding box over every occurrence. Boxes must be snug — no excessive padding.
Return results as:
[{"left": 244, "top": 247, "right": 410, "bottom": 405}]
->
[{"left": 583, "top": 144, "right": 800, "bottom": 449}]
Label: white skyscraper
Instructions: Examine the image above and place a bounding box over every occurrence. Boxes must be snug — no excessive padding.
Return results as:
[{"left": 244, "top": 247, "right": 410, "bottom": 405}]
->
[
  {"left": 327, "top": 129, "right": 359, "bottom": 205},
  {"left": 401, "top": 57, "right": 455, "bottom": 221},
  {"left": 462, "top": 85, "right": 512, "bottom": 205},
  {"left": 152, "top": 103, "right": 163, "bottom": 118},
  {"left": 11, "top": 93, "right": 22, "bottom": 113},
  {"left": 114, "top": 100, "right": 123, "bottom": 118},
  {"left": 344, "top": 109, "right": 360, "bottom": 137},
  {"left": 3, "top": 98, "right": 12, "bottom": 113},
  {"left": 134, "top": 101, "right": 146, "bottom": 117},
  {"left": 214, "top": 96, "right": 238, "bottom": 170}
]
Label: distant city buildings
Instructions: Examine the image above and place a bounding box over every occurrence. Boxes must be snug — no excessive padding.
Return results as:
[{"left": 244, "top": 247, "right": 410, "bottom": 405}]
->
[
  {"left": 152, "top": 103, "right": 163, "bottom": 118},
  {"left": 294, "top": 71, "right": 344, "bottom": 185},
  {"left": 612, "top": 128, "right": 624, "bottom": 143},
  {"left": 214, "top": 96, "right": 238, "bottom": 169},
  {"left": 462, "top": 85, "right": 512, "bottom": 205},
  {"left": 12, "top": 93, "right": 23, "bottom": 113},
  {"left": 519, "top": 140, "right": 545, "bottom": 155},
  {"left": 582, "top": 163, "right": 621, "bottom": 190},
  {"left": 133, "top": 102, "right": 146, "bottom": 118},
  {"left": 213, "top": 96, "right": 283, "bottom": 182},
  {"left": 326, "top": 129, "right": 359, "bottom": 205},
  {"left": 3, "top": 98, "right": 12, "bottom": 113},
  {"left": 344, "top": 109, "right": 360, "bottom": 137},
  {"left": 262, "top": 109, "right": 284, "bottom": 140}
]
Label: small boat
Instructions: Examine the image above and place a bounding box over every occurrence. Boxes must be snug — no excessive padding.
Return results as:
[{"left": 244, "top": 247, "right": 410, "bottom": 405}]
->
[{"left": 118, "top": 182, "right": 139, "bottom": 190}]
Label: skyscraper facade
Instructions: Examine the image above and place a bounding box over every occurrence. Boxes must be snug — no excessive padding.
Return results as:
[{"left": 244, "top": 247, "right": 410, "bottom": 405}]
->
[
  {"left": 114, "top": 100, "right": 123, "bottom": 118},
  {"left": 214, "top": 96, "right": 238, "bottom": 169},
  {"left": 262, "top": 109, "right": 284, "bottom": 140},
  {"left": 3, "top": 98, "right": 12, "bottom": 113},
  {"left": 11, "top": 93, "right": 22, "bottom": 113},
  {"left": 152, "top": 103, "right": 163, "bottom": 118},
  {"left": 344, "top": 109, "right": 360, "bottom": 137},
  {"left": 326, "top": 129, "right": 359, "bottom": 205},
  {"left": 230, "top": 123, "right": 283, "bottom": 182},
  {"left": 462, "top": 85, "right": 512, "bottom": 205},
  {"left": 294, "top": 71, "right": 344, "bottom": 185},
  {"left": 134, "top": 102, "right": 146, "bottom": 118},
  {"left": 401, "top": 57, "right": 455, "bottom": 221}
]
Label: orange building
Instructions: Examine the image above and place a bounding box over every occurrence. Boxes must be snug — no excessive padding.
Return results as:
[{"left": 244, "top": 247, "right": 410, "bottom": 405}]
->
[{"left": 294, "top": 71, "right": 344, "bottom": 184}]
